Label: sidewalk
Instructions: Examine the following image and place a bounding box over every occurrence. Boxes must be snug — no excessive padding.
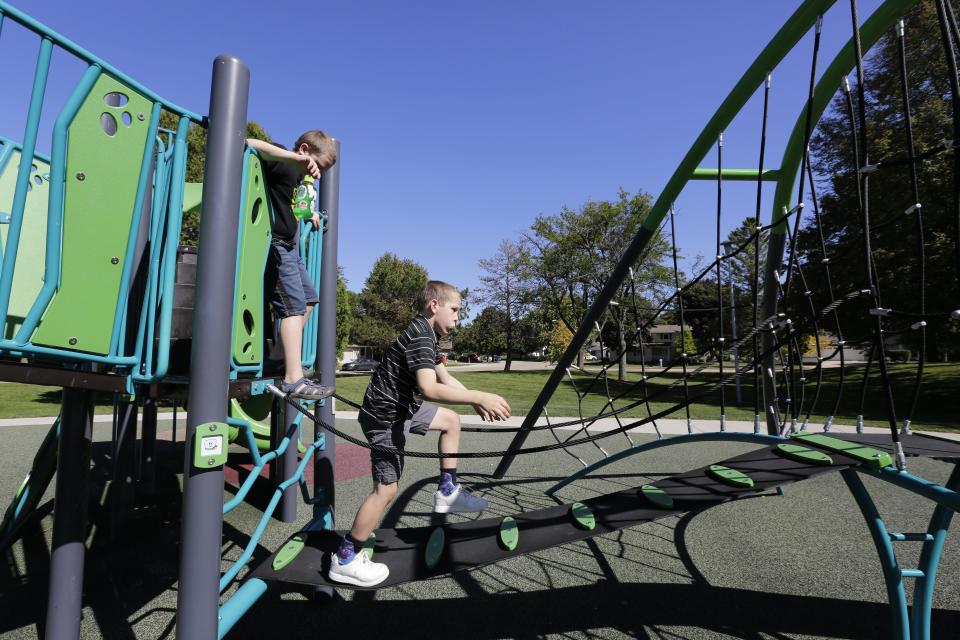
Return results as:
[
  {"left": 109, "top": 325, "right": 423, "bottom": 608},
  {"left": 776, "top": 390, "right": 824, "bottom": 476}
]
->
[{"left": 3, "top": 408, "right": 957, "bottom": 442}]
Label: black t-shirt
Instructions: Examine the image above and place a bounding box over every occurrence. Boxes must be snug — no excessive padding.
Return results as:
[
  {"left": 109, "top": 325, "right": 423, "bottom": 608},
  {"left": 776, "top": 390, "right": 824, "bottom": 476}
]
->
[
  {"left": 261, "top": 155, "right": 301, "bottom": 243},
  {"left": 360, "top": 315, "right": 440, "bottom": 428}
]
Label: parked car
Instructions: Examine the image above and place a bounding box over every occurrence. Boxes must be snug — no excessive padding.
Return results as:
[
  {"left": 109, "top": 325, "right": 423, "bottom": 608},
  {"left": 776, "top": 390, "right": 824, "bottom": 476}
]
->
[
  {"left": 584, "top": 353, "right": 599, "bottom": 362},
  {"left": 458, "top": 353, "right": 481, "bottom": 363},
  {"left": 341, "top": 357, "right": 380, "bottom": 372}
]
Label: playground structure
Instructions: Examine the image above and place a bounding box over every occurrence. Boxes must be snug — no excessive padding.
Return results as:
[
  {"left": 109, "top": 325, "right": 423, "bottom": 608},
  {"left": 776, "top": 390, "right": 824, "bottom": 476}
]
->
[{"left": 1, "top": 0, "right": 960, "bottom": 639}]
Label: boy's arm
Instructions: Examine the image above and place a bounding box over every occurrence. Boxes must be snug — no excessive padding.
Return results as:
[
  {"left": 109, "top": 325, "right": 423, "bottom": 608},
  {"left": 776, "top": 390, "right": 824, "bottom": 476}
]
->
[
  {"left": 435, "top": 363, "right": 467, "bottom": 391},
  {"left": 416, "top": 368, "right": 511, "bottom": 422},
  {"left": 245, "top": 138, "right": 321, "bottom": 179}
]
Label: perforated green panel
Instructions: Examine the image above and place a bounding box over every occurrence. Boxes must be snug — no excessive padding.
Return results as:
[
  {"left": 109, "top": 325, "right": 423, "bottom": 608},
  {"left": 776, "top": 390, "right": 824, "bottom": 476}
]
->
[
  {"left": 0, "top": 151, "right": 50, "bottom": 339},
  {"left": 232, "top": 153, "right": 270, "bottom": 366},
  {"left": 32, "top": 75, "right": 153, "bottom": 354}
]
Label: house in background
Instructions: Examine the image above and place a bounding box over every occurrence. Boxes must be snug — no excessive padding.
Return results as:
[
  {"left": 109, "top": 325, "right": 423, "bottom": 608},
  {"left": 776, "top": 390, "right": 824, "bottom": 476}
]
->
[{"left": 588, "top": 325, "right": 682, "bottom": 364}]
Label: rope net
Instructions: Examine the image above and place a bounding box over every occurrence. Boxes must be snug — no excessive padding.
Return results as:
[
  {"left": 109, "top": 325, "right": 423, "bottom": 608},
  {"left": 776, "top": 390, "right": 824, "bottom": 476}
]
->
[{"left": 491, "top": 0, "right": 960, "bottom": 474}]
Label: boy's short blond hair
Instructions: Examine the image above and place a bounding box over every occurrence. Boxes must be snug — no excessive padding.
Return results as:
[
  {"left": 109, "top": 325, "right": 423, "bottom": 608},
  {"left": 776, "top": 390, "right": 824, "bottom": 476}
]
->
[
  {"left": 294, "top": 130, "right": 338, "bottom": 165},
  {"left": 417, "top": 280, "right": 460, "bottom": 311}
]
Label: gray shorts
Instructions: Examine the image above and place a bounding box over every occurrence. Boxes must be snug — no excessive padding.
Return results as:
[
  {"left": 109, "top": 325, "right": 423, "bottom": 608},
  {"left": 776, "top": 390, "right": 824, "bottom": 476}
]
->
[{"left": 359, "top": 402, "right": 438, "bottom": 484}]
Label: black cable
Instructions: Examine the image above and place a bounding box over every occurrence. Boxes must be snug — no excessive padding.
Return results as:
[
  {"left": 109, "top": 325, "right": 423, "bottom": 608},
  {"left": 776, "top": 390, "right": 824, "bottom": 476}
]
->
[
  {"left": 753, "top": 73, "right": 772, "bottom": 429},
  {"left": 848, "top": 0, "right": 903, "bottom": 462},
  {"left": 895, "top": 17, "right": 928, "bottom": 432}
]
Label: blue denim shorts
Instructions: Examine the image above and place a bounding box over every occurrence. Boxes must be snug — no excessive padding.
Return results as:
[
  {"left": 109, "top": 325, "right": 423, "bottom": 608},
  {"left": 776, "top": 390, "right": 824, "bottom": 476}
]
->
[{"left": 267, "top": 239, "right": 318, "bottom": 319}]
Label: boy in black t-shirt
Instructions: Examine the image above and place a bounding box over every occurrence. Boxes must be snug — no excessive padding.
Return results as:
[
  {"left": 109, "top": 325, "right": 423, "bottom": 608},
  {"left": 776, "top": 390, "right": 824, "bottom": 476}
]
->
[
  {"left": 247, "top": 132, "right": 336, "bottom": 399},
  {"left": 328, "top": 281, "right": 512, "bottom": 588}
]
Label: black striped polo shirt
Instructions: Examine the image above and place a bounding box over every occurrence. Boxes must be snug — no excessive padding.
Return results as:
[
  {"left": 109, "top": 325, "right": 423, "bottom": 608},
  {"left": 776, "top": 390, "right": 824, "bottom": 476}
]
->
[{"left": 360, "top": 314, "right": 439, "bottom": 428}]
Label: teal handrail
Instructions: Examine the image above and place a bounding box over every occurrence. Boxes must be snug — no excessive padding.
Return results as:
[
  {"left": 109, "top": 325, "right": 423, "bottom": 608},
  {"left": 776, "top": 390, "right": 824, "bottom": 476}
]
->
[
  {"left": 0, "top": 2, "right": 202, "bottom": 124},
  {"left": 0, "top": 37, "right": 52, "bottom": 336},
  {"left": 10, "top": 63, "right": 99, "bottom": 346}
]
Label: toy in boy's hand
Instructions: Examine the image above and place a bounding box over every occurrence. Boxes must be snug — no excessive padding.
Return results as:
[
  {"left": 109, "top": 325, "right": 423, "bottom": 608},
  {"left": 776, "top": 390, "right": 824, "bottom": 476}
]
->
[{"left": 292, "top": 176, "right": 316, "bottom": 220}]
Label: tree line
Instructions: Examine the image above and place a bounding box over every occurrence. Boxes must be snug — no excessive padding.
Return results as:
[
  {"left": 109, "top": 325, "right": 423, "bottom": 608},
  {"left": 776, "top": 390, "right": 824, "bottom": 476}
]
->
[{"left": 344, "top": 1, "right": 960, "bottom": 373}]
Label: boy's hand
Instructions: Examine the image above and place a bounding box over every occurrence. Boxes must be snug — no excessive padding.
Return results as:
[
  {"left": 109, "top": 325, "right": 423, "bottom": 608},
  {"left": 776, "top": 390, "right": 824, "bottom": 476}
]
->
[
  {"left": 309, "top": 212, "right": 321, "bottom": 230},
  {"left": 473, "top": 392, "right": 511, "bottom": 422},
  {"left": 296, "top": 153, "right": 322, "bottom": 179}
]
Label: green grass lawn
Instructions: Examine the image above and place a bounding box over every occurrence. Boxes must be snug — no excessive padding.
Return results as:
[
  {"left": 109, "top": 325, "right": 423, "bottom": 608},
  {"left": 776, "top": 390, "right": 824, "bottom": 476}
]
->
[
  {"left": 2, "top": 362, "right": 957, "bottom": 433},
  {"left": 0, "top": 384, "right": 117, "bottom": 418},
  {"left": 336, "top": 362, "right": 960, "bottom": 433}
]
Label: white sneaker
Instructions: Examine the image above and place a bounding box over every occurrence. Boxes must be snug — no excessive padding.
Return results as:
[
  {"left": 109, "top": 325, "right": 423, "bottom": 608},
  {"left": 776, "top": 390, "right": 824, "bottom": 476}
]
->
[
  {"left": 434, "top": 484, "right": 488, "bottom": 513},
  {"left": 328, "top": 551, "right": 389, "bottom": 587}
]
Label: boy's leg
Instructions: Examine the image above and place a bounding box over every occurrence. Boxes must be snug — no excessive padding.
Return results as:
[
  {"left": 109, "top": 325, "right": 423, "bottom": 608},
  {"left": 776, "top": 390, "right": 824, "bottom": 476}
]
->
[
  {"left": 279, "top": 314, "right": 306, "bottom": 383},
  {"left": 348, "top": 481, "right": 397, "bottom": 542},
  {"left": 270, "top": 241, "right": 328, "bottom": 399},
  {"left": 415, "top": 405, "right": 487, "bottom": 514},
  {"left": 425, "top": 406, "right": 461, "bottom": 470},
  {"left": 329, "top": 419, "right": 402, "bottom": 587}
]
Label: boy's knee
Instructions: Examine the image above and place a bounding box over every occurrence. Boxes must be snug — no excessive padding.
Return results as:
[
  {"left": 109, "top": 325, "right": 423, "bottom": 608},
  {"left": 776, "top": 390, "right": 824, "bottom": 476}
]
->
[
  {"left": 375, "top": 481, "right": 398, "bottom": 501},
  {"left": 437, "top": 407, "right": 460, "bottom": 432}
]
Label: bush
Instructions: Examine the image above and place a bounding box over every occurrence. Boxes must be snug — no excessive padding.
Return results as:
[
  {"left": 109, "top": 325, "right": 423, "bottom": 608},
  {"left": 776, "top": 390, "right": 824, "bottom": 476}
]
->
[{"left": 886, "top": 349, "right": 911, "bottom": 363}]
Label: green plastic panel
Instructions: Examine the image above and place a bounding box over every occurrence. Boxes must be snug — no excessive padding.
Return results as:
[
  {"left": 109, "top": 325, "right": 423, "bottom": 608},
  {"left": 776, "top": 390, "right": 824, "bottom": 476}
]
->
[
  {"left": 232, "top": 154, "right": 270, "bottom": 366},
  {"left": 272, "top": 533, "right": 306, "bottom": 571},
  {"left": 425, "top": 527, "right": 445, "bottom": 568},
  {"left": 639, "top": 484, "right": 674, "bottom": 509},
  {"left": 792, "top": 433, "right": 893, "bottom": 470},
  {"left": 32, "top": 75, "right": 153, "bottom": 354},
  {"left": 569, "top": 502, "right": 595, "bottom": 530},
  {"left": 707, "top": 464, "right": 755, "bottom": 489},
  {"left": 0, "top": 151, "right": 50, "bottom": 339},
  {"left": 498, "top": 516, "right": 519, "bottom": 551},
  {"left": 776, "top": 443, "right": 834, "bottom": 466}
]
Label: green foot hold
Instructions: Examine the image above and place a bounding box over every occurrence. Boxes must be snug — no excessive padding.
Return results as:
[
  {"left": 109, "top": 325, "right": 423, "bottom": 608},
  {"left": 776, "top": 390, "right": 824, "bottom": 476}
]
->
[
  {"left": 272, "top": 533, "right": 305, "bottom": 571},
  {"left": 707, "top": 464, "right": 754, "bottom": 489},
  {"left": 362, "top": 532, "right": 377, "bottom": 560},
  {"left": 499, "top": 516, "right": 519, "bottom": 551},
  {"left": 425, "top": 527, "right": 445, "bottom": 569},
  {"left": 640, "top": 484, "right": 674, "bottom": 509},
  {"left": 570, "top": 502, "right": 596, "bottom": 530},
  {"left": 775, "top": 443, "right": 833, "bottom": 466}
]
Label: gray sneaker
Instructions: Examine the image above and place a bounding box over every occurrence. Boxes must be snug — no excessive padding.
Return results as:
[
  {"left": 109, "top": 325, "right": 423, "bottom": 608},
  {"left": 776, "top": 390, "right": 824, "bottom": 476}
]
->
[{"left": 434, "top": 484, "right": 488, "bottom": 513}]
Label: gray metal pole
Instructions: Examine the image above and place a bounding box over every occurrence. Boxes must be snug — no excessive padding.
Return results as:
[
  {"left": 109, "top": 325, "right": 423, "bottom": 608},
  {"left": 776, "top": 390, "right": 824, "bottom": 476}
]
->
[
  {"left": 175, "top": 54, "right": 248, "bottom": 640},
  {"left": 314, "top": 139, "right": 340, "bottom": 523},
  {"left": 44, "top": 387, "right": 93, "bottom": 640}
]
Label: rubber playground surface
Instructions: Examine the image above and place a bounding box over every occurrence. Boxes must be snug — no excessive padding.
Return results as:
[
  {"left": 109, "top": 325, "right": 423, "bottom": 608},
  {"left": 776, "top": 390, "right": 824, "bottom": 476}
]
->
[{"left": 1, "top": 413, "right": 959, "bottom": 639}]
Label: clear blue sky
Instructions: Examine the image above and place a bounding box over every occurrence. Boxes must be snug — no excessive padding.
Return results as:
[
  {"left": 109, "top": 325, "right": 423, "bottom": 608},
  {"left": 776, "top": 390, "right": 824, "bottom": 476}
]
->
[{"left": 3, "top": 0, "right": 885, "bottom": 308}]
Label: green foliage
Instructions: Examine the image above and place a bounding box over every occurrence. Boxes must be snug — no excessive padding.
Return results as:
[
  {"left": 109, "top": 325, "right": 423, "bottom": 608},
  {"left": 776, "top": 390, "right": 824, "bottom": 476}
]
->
[
  {"left": 456, "top": 306, "right": 508, "bottom": 355},
  {"left": 674, "top": 327, "right": 695, "bottom": 357},
  {"left": 803, "top": 1, "right": 960, "bottom": 359},
  {"left": 546, "top": 320, "right": 573, "bottom": 363},
  {"left": 159, "top": 111, "right": 274, "bottom": 246},
  {"left": 351, "top": 253, "right": 428, "bottom": 353},
  {"left": 887, "top": 348, "right": 912, "bottom": 363},
  {"left": 477, "top": 239, "right": 534, "bottom": 369},
  {"left": 336, "top": 269, "right": 355, "bottom": 360},
  {"left": 527, "top": 189, "right": 671, "bottom": 379}
]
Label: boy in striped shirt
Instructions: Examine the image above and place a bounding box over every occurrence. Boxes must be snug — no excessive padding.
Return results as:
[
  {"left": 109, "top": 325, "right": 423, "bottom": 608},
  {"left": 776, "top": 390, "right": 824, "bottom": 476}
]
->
[{"left": 329, "top": 281, "right": 511, "bottom": 587}]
